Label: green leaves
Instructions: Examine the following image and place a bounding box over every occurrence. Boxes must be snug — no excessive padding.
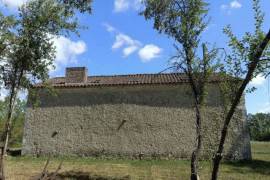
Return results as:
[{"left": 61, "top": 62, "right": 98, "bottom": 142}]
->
[
  {"left": 0, "top": 13, "right": 16, "bottom": 58},
  {"left": 57, "top": 0, "right": 92, "bottom": 14},
  {"left": 142, "top": 0, "right": 209, "bottom": 47},
  {"left": 215, "top": 0, "right": 270, "bottom": 117},
  {"left": 19, "top": 0, "right": 82, "bottom": 36},
  {"left": 142, "top": 0, "right": 221, "bottom": 105},
  {"left": 221, "top": 0, "right": 270, "bottom": 100},
  {"left": 253, "top": 0, "right": 264, "bottom": 35},
  {"left": 248, "top": 113, "right": 270, "bottom": 141},
  {"left": 0, "top": 0, "right": 92, "bottom": 161},
  {"left": 0, "top": 0, "right": 92, "bottom": 92}
]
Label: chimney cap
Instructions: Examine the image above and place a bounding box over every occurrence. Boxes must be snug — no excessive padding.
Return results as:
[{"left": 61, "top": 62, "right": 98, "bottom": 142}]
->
[
  {"left": 65, "top": 67, "right": 88, "bottom": 83},
  {"left": 66, "top": 67, "right": 87, "bottom": 71}
]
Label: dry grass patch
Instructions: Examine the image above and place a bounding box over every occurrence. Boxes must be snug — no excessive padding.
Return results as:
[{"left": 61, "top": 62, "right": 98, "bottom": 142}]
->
[{"left": 4, "top": 141, "right": 270, "bottom": 180}]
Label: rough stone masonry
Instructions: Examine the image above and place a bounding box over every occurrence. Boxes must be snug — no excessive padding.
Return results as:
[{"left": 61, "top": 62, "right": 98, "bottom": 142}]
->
[{"left": 22, "top": 67, "right": 251, "bottom": 160}]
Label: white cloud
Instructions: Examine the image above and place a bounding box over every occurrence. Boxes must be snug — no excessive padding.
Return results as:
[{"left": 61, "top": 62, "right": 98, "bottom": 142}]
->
[
  {"left": 230, "top": 0, "right": 242, "bottom": 9},
  {"left": 112, "top": 33, "right": 141, "bottom": 56},
  {"left": 114, "top": 0, "right": 143, "bottom": 12},
  {"left": 104, "top": 23, "right": 162, "bottom": 62},
  {"left": 114, "top": 0, "right": 130, "bottom": 12},
  {"left": 221, "top": 0, "right": 242, "bottom": 13},
  {"left": 112, "top": 34, "right": 136, "bottom": 49},
  {"left": 0, "top": 0, "right": 27, "bottom": 8},
  {"left": 104, "top": 23, "right": 142, "bottom": 57},
  {"left": 123, "top": 45, "right": 139, "bottom": 57},
  {"left": 103, "top": 23, "right": 117, "bottom": 33},
  {"left": 0, "top": 36, "right": 87, "bottom": 99},
  {"left": 51, "top": 36, "right": 87, "bottom": 71},
  {"left": 259, "top": 102, "right": 270, "bottom": 113},
  {"left": 250, "top": 74, "right": 266, "bottom": 86},
  {"left": 133, "top": 0, "right": 143, "bottom": 10},
  {"left": 138, "top": 44, "right": 162, "bottom": 62}
]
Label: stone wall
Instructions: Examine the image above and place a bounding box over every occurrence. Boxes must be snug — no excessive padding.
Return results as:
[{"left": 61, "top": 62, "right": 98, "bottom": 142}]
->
[{"left": 22, "top": 84, "right": 251, "bottom": 160}]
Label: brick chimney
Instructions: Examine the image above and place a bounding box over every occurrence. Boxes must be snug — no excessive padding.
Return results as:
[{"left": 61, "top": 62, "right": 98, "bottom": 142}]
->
[{"left": 65, "top": 67, "right": 88, "bottom": 83}]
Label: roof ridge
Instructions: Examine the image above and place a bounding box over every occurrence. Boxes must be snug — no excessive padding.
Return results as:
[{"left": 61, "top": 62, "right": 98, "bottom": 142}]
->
[
  {"left": 88, "top": 72, "right": 184, "bottom": 77},
  {"left": 35, "top": 73, "right": 224, "bottom": 89},
  {"left": 50, "top": 72, "right": 186, "bottom": 79}
]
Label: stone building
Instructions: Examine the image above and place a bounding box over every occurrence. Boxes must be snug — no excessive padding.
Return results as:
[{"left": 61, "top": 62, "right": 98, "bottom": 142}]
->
[{"left": 22, "top": 67, "right": 251, "bottom": 160}]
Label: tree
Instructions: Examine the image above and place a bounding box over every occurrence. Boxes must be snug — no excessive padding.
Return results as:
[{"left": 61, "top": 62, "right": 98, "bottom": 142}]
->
[
  {"left": 142, "top": 0, "right": 270, "bottom": 180},
  {"left": 142, "top": 1, "right": 220, "bottom": 179},
  {"left": 211, "top": 0, "right": 270, "bottom": 179},
  {"left": 0, "top": 98, "right": 26, "bottom": 148},
  {"left": 57, "top": 0, "right": 92, "bottom": 14},
  {"left": 248, "top": 113, "right": 270, "bottom": 141},
  {"left": 0, "top": 0, "right": 92, "bottom": 179},
  {"left": 0, "top": 13, "right": 15, "bottom": 58}
]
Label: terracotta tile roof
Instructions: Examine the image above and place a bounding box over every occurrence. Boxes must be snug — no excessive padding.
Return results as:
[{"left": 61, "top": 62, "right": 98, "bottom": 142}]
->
[{"left": 34, "top": 73, "right": 222, "bottom": 88}]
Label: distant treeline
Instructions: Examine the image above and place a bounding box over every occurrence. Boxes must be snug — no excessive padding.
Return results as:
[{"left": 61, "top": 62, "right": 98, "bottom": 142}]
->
[
  {"left": 248, "top": 113, "right": 270, "bottom": 141},
  {"left": 0, "top": 98, "right": 26, "bottom": 148}
]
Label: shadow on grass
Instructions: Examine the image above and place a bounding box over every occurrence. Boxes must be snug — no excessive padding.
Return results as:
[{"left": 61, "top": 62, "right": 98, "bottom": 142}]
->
[
  {"left": 47, "top": 171, "right": 130, "bottom": 180},
  {"left": 226, "top": 160, "right": 270, "bottom": 175}
]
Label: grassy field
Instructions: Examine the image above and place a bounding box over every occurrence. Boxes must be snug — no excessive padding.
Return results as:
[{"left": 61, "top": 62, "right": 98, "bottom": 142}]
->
[{"left": 5, "top": 141, "right": 270, "bottom": 180}]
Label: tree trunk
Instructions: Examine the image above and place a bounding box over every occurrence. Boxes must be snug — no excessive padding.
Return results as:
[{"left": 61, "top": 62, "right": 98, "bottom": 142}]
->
[
  {"left": 185, "top": 48, "right": 204, "bottom": 180},
  {"left": 0, "top": 147, "right": 4, "bottom": 180},
  {"left": 190, "top": 104, "right": 202, "bottom": 180},
  {"left": 211, "top": 29, "right": 270, "bottom": 180},
  {"left": 0, "top": 88, "right": 17, "bottom": 180},
  {"left": 186, "top": 67, "right": 203, "bottom": 180},
  {"left": 0, "top": 69, "right": 23, "bottom": 180},
  {"left": 3, "top": 91, "right": 17, "bottom": 155}
]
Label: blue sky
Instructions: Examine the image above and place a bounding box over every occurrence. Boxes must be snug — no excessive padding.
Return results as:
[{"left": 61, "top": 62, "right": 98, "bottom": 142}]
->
[{"left": 0, "top": 0, "right": 270, "bottom": 114}]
